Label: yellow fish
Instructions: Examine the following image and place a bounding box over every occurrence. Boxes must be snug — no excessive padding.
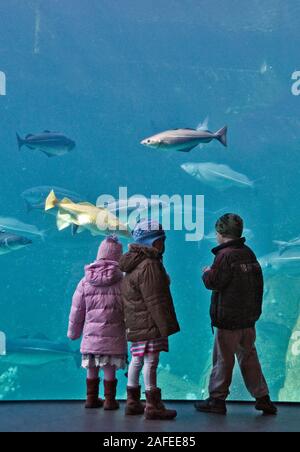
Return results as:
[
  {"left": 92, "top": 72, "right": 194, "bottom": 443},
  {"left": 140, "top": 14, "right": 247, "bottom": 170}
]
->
[{"left": 45, "top": 190, "right": 131, "bottom": 239}]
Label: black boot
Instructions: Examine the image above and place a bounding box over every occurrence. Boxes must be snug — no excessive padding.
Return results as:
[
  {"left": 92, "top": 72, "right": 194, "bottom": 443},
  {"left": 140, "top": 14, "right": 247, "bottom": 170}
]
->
[
  {"left": 194, "top": 397, "right": 227, "bottom": 415},
  {"left": 255, "top": 395, "right": 277, "bottom": 415}
]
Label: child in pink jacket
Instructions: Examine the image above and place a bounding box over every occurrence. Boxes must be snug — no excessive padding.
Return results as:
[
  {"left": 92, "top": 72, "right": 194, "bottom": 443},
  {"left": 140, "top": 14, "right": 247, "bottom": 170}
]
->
[{"left": 68, "top": 236, "right": 127, "bottom": 410}]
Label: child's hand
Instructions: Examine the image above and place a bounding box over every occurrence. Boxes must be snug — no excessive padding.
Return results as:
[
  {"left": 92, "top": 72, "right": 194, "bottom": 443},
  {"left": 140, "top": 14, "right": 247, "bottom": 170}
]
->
[{"left": 202, "top": 266, "right": 211, "bottom": 273}]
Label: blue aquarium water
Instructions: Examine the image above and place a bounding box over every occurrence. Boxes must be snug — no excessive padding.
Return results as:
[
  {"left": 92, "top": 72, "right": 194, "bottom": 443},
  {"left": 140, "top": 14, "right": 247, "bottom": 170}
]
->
[{"left": 0, "top": 0, "right": 300, "bottom": 401}]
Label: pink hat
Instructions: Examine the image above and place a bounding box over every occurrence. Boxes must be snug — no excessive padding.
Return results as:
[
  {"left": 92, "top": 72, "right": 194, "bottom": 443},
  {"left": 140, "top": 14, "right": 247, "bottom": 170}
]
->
[{"left": 97, "top": 236, "right": 123, "bottom": 262}]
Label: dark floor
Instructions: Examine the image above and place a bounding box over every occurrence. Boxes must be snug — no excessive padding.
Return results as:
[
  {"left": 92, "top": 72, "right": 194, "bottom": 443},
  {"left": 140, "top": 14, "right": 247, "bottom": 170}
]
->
[{"left": 0, "top": 401, "right": 299, "bottom": 432}]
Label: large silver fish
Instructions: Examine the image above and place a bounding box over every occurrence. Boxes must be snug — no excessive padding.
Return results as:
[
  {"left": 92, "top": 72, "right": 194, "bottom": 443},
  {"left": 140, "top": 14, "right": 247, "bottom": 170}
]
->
[
  {"left": 97, "top": 197, "right": 168, "bottom": 216},
  {"left": 273, "top": 236, "right": 300, "bottom": 255},
  {"left": 259, "top": 248, "right": 300, "bottom": 276},
  {"left": 0, "top": 334, "right": 80, "bottom": 367},
  {"left": 141, "top": 123, "right": 227, "bottom": 152},
  {"left": 97, "top": 197, "right": 169, "bottom": 230},
  {"left": 181, "top": 162, "right": 254, "bottom": 190},
  {"left": 16, "top": 131, "right": 76, "bottom": 158},
  {"left": 0, "top": 217, "right": 46, "bottom": 241},
  {"left": 0, "top": 230, "right": 32, "bottom": 255},
  {"left": 203, "top": 227, "right": 254, "bottom": 243}
]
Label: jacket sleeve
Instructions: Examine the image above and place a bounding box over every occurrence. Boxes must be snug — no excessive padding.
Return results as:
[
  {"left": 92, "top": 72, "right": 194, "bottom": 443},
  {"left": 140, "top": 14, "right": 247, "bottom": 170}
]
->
[
  {"left": 67, "top": 280, "right": 86, "bottom": 340},
  {"left": 139, "top": 261, "right": 179, "bottom": 337},
  {"left": 202, "top": 253, "right": 233, "bottom": 291}
]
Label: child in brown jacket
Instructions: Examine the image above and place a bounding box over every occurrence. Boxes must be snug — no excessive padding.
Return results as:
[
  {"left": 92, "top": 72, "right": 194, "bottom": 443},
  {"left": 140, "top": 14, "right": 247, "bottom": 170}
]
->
[{"left": 120, "top": 220, "right": 180, "bottom": 420}]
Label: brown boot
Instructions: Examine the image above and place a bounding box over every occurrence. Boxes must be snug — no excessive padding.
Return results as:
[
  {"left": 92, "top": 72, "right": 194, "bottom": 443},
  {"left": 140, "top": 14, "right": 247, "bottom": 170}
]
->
[
  {"left": 125, "top": 386, "right": 145, "bottom": 416},
  {"left": 85, "top": 378, "right": 103, "bottom": 409},
  {"left": 145, "top": 388, "right": 177, "bottom": 420},
  {"left": 103, "top": 379, "right": 120, "bottom": 410}
]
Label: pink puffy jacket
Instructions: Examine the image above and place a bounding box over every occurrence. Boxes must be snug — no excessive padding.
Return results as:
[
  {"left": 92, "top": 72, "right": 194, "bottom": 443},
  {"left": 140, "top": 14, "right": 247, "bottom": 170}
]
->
[{"left": 68, "top": 259, "right": 127, "bottom": 356}]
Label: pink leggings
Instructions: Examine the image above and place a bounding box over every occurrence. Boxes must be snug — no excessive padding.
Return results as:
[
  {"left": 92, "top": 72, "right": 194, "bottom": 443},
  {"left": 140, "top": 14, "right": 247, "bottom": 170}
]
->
[{"left": 87, "top": 365, "right": 116, "bottom": 381}]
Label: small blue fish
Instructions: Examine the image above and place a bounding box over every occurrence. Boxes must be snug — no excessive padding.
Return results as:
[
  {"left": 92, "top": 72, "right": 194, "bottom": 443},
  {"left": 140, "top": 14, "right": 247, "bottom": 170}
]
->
[
  {"left": 22, "top": 186, "right": 83, "bottom": 213},
  {"left": 0, "top": 230, "right": 32, "bottom": 255},
  {"left": 16, "top": 131, "right": 76, "bottom": 158}
]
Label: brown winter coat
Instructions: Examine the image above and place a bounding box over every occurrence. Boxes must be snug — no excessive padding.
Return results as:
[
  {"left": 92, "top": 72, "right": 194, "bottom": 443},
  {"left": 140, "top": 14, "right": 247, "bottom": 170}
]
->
[{"left": 119, "top": 244, "right": 180, "bottom": 342}]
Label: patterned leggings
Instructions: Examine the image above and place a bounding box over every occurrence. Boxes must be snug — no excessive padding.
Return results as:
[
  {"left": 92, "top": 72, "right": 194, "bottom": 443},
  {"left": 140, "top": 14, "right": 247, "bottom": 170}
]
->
[{"left": 127, "top": 352, "right": 160, "bottom": 391}]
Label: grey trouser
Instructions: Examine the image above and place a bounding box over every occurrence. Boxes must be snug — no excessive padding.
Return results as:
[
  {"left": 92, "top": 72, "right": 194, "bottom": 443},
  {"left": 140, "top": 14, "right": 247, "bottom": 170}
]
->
[{"left": 209, "top": 327, "right": 269, "bottom": 401}]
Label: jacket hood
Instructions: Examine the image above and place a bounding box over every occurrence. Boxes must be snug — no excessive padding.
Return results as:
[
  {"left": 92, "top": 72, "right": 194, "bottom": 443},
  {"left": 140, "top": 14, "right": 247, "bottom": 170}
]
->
[
  {"left": 212, "top": 237, "right": 246, "bottom": 255},
  {"left": 119, "top": 244, "right": 161, "bottom": 273},
  {"left": 84, "top": 259, "right": 123, "bottom": 287}
]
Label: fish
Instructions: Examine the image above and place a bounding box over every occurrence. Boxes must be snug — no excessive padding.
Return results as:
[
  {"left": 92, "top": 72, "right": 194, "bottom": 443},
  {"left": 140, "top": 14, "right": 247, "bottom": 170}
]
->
[
  {"left": 203, "top": 227, "right": 254, "bottom": 243},
  {"left": 16, "top": 131, "right": 76, "bottom": 158},
  {"left": 21, "top": 186, "right": 83, "bottom": 213},
  {"left": 97, "top": 197, "right": 169, "bottom": 229},
  {"left": 181, "top": 162, "right": 254, "bottom": 189},
  {"left": 0, "top": 230, "right": 32, "bottom": 255},
  {"left": 273, "top": 236, "right": 300, "bottom": 255},
  {"left": 141, "top": 121, "right": 228, "bottom": 152},
  {"left": 259, "top": 248, "right": 300, "bottom": 276},
  {"left": 45, "top": 190, "right": 131, "bottom": 239},
  {"left": 98, "top": 197, "right": 168, "bottom": 216},
  {"left": 0, "top": 217, "right": 47, "bottom": 241},
  {"left": 0, "top": 334, "right": 81, "bottom": 368}
]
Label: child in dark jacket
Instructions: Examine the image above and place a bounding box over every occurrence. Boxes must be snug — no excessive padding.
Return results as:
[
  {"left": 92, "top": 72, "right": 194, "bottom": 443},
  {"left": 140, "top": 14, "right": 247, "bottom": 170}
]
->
[
  {"left": 195, "top": 214, "right": 277, "bottom": 415},
  {"left": 120, "top": 220, "right": 180, "bottom": 420}
]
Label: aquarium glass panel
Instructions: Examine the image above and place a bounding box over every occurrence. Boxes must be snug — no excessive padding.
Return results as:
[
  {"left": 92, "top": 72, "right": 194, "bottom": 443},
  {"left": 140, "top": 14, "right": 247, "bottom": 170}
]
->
[{"left": 0, "top": 0, "right": 300, "bottom": 401}]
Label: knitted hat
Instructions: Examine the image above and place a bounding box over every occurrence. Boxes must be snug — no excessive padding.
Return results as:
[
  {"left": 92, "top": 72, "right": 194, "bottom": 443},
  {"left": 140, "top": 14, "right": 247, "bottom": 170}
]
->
[
  {"left": 215, "top": 213, "right": 244, "bottom": 239},
  {"left": 97, "top": 236, "right": 123, "bottom": 262},
  {"left": 132, "top": 219, "right": 166, "bottom": 247}
]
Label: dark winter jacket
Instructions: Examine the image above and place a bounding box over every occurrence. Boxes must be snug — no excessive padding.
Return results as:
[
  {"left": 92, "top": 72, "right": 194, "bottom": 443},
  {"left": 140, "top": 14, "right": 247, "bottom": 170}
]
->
[
  {"left": 119, "top": 244, "right": 180, "bottom": 342},
  {"left": 203, "top": 238, "right": 264, "bottom": 330}
]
